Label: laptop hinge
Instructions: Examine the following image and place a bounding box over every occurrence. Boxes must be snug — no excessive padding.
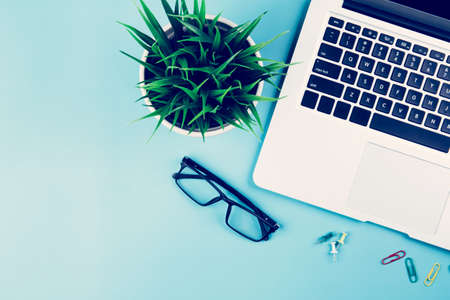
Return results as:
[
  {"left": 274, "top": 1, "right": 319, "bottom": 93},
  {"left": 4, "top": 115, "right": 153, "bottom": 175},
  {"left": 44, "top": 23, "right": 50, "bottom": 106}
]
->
[{"left": 343, "top": 0, "right": 450, "bottom": 43}]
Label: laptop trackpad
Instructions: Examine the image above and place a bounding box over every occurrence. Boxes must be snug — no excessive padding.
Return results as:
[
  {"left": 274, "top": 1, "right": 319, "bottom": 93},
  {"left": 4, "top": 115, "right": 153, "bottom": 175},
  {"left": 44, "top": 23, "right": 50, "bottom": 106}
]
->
[{"left": 347, "top": 143, "right": 450, "bottom": 235}]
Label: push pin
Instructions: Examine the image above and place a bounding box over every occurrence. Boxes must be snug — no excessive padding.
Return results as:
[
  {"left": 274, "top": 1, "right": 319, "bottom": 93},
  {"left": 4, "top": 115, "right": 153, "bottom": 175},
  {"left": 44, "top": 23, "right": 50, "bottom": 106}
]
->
[
  {"left": 315, "top": 232, "right": 337, "bottom": 244},
  {"left": 329, "top": 241, "right": 339, "bottom": 263},
  {"left": 337, "top": 232, "right": 348, "bottom": 246}
]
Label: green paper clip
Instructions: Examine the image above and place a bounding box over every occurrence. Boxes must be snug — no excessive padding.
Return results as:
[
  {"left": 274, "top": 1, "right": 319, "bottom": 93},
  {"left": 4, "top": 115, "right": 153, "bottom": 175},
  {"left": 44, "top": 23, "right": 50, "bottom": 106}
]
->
[{"left": 405, "top": 258, "right": 417, "bottom": 283}]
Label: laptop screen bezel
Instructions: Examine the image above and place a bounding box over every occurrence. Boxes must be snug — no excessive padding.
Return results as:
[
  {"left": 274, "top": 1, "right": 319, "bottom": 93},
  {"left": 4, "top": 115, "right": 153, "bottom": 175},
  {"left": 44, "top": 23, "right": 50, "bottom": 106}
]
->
[{"left": 346, "top": 0, "right": 450, "bottom": 36}]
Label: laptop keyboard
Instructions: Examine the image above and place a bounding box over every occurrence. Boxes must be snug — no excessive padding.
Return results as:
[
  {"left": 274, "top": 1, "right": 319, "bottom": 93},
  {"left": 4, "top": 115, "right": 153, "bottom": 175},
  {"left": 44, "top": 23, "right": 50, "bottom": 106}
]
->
[{"left": 301, "top": 16, "right": 450, "bottom": 153}]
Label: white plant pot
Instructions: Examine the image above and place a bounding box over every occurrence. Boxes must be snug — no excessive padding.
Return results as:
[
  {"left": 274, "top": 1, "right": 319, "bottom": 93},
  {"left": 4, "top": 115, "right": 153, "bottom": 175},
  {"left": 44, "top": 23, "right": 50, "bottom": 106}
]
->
[{"left": 139, "top": 15, "right": 264, "bottom": 138}]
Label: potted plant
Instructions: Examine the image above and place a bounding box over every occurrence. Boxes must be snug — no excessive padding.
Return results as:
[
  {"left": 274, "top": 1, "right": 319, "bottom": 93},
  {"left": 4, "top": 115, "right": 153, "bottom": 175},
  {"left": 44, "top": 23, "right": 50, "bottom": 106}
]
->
[{"left": 120, "top": 0, "right": 288, "bottom": 139}]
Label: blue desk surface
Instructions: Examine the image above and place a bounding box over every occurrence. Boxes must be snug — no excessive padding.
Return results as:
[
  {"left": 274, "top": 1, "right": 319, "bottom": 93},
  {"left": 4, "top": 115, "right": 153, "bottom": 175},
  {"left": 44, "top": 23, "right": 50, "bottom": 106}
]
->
[{"left": 1, "top": 0, "right": 449, "bottom": 299}]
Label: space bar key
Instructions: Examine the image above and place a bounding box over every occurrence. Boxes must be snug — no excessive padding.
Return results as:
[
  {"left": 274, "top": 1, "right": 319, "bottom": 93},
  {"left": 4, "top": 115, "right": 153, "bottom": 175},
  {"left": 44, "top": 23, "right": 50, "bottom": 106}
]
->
[{"left": 369, "top": 113, "right": 450, "bottom": 153}]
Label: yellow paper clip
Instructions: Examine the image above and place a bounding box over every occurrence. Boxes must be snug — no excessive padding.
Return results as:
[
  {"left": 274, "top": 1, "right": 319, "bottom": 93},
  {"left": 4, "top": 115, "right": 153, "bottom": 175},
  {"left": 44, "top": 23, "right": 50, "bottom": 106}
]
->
[{"left": 424, "top": 263, "right": 440, "bottom": 287}]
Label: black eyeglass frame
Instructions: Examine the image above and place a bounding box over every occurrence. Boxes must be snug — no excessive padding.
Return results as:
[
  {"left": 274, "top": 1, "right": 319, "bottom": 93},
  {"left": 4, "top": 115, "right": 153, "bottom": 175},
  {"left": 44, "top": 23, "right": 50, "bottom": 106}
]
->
[{"left": 172, "top": 156, "right": 280, "bottom": 242}]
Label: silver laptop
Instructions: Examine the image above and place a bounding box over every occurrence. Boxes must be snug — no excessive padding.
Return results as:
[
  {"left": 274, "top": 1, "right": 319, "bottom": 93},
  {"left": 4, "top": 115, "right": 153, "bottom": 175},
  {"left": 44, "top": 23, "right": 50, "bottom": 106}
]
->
[{"left": 254, "top": 0, "right": 450, "bottom": 250}]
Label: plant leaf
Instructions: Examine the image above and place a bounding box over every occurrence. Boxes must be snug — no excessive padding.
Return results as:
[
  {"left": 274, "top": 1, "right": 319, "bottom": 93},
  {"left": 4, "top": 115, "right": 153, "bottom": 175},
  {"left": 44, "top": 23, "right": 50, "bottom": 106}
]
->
[
  {"left": 180, "top": 0, "right": 189, "bottom": 15},
  {"left": 118, "top": 22, "right": 155, "bottom": 47},
  {"left": 170, "top": 109, "right": 181, "bottom": 131},
  {"left": 211, "top": 114, "right": 225, "bottom": 130},
  {"left": 199, "top": 0, "right": 206, "bottom": 26},
  {"left": 138, "top": 0, "right": 172, "bottom": 54},
  {"left": 174, "top": 85, "right": 199, "bottom": 101},
  {"left": 178, "top": 19, "right": 212, "bottom": 43},
  {"left": 188, "top": 105, "right": 213, "bottom": 125},
  {"left": 212, "top": 26, "right": 221, "bottom": 51},
  {"left": 240, "top": 94, "right": 285, "bottom": 102},
  {"left": 208, "top": 12, "right": 222, "bottom": 36},
  {"left": 124, "top": 29, "right": 153, "bottom": 52},
  {"left": 212, "top": 50, "right": 241, "bottom": 75},
  {"left": 231, "top": 12, "right": 267, "bottom": 49},
  {"left": 174, "top": 0, "right": 179, "bottom": 14},
  {"left": 248, "top": 102, "right": 263, "bottom": 130},
  {"left": 237, "top": 31, "right": 288, "bottom": 60},
  {"left": 193, "top": 0, "right": 199, "bottom": 15},
  {"left": 161, "top": 0, "right": 183, "bottom": 38},
  {"left": 120, "top": 50, "right": 164, "bottom": 76}
]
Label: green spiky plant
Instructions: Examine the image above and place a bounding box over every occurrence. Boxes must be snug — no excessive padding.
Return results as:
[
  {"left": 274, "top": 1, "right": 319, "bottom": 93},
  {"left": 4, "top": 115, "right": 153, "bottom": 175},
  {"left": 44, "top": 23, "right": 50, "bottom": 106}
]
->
[{"left": 120, "top": 0, "right": 289, "bottom": 139}]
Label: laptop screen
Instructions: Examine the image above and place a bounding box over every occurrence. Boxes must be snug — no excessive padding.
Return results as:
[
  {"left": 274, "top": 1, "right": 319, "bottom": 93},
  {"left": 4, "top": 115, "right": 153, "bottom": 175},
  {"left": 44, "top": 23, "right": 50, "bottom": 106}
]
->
[{"left": 389, "top": 0, "right": 450, "bottom": 21}]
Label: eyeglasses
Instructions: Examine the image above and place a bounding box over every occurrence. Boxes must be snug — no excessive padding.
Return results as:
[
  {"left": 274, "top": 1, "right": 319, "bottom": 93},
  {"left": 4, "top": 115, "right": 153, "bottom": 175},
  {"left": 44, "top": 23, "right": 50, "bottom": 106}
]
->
[{"left": 172, "top": 157, "right": 280, "bottom": 242}]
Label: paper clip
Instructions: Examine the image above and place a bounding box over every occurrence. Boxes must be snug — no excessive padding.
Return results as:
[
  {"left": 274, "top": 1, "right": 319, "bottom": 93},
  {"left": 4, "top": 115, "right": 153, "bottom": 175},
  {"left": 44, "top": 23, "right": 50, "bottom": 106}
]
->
[
  {"left": 404, "top": 258, "right": 417, "bottom": 283},
  {"left": 424, "top": 263, "right": 440, "bottom": 287},
  {"left": 381, "top": 250, "right": 406, "bottom": 265}
]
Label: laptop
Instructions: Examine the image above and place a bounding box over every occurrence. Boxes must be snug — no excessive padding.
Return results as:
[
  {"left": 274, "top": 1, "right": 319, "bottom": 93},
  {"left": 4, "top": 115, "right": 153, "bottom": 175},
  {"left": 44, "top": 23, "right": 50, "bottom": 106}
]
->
[{"left": 254, "top": 0, "right": 450, "bottom": 250}]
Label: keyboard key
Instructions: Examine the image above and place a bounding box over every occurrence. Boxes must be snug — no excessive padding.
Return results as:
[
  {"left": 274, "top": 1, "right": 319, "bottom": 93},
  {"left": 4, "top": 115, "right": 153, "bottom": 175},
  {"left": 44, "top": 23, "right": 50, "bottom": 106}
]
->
[
  {"left": 370, "top": 113, "right": 450, "bottom": 152},
  {"left": 392, "top": 103, "right": 409, "bottom": 119},
  {"left": 438, "top": 100, "right": 450, "bottom": 116},
  {"left": 333, "top": 101, "right": 351, "bottom": 120},
  {"left": 372, "top": 43, "right": 388, "bottom": 60},
  {"left": 422, "top": 95, "right": 439, "bottom": 111},
  {"left": 301, "top": 90, "right": 319, "bottom": 109},
  {"left": 373, "top": 79, "right": 390, "bottom": 95},
  {"left": 421, "top": 59, "right": 438, "bottom": 76},
  {"left": 390, "top": 67, "right": 407, "bottom": 83},
  {"left": 379, "top": 33, "right": 394, "bottom": 45},
  {"left": 323, "top": 27, "right": 340, "bottom": 44},
  {"left": 345, "top": 22, "right": 361, "bottom": 34},
  {"left": 362, "top": 28, "right": 377, "bottom": 39},
  {"left": 376, "top": 97, "right": 393, "bottom": 113},
  {"left": 439, "top": 83, "right": 450, "bottom": 99},
  {"left": 350, "top": 106, "right": 371, "bottom": 126},
  {"left": 357, "top": 74, "right": 374, "bottom": 90},
  {"left": 442, "top": 119, "right": 450, "bottom": 134},
  {"left": 389, "top": 84, "right": 406, "bottom": 101},
  {"left": 339, "top": 33, "right": 357, "bottom": 49},
  {"left": 343, "top": 87, "right": 360, "bottom": 103},
  {"left": 358, "top": 56, "right": 375, "bottom": 73},
  {"left": 405, "top": 90, "right": 423, "bottom": 106},
  {"left": 404, "top": 54, "right": 421, "bottom": 70},
  {"left": 388, "top": 49, "right": 405, "bottom": 65},
  {"left": 407, "top": 72, "right": 424, "bottom": 89},
  {"left": 329, "top": 17, "right": 344, "bottom": 28},
  {"left": 342, "top": 51, "right": 359, "bottom": 67},
  {"left": 308, "top": 75, "right": 344, "bottom": 98},
  {"left": 413, "top": 44, "right": 428, "bottom": 56},
  {"left": 374, "top": 62, "right": 391, "bottom": 78},
  {"left": 317, "top": 96, "right": 335, "bottom": 114},
  {"left": 341, "top": 68, "right": 358, "bottom": 84},
  {"left": 356, "top": 38, "right": 372, "bottom": 54},
  {"left": 408, "top": 108, "right": 425, "bottom": 124},
  {"left": 318, "top": 43, "right": 343, "bottom": 62},
  {"left": 430, "top": 50, "right": 445, "bottom": 61},
  {"left": 360, "top": 92, "right": 377, "bottom": 108},
  {"left": 423, "top": 78, "right": 440, "bottom": 94},
  {"left": 313, "top": 59, "right": 342, "bottom": 79},
  {"left": 447, "top": 56, "right": 450, "bottom": 64},
  {"left": 437, "top": 65, "right": 450, "bottom": 81},
  {"left": 396, "top": 39, "right": 411, "bottom": 50},
  {"left": 425, "top": 114, "right": 441, "bottom": 130}
]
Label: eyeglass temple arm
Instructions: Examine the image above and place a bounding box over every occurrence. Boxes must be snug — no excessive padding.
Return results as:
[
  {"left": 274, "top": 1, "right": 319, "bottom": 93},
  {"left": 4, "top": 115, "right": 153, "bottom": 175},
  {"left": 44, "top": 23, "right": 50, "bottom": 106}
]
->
[
  {"left": 174, "top": 173, "right": 272, "bottom": 238},
  {"left": 182, "top": 157, "right": 278, "bottom": 227}
]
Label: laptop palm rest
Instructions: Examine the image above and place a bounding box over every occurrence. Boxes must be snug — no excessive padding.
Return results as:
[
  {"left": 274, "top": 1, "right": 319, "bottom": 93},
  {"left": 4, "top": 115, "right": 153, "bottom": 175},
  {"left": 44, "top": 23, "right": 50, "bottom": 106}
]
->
[{"left": 347, "top": 143, "right": 450, "bottom": 235}]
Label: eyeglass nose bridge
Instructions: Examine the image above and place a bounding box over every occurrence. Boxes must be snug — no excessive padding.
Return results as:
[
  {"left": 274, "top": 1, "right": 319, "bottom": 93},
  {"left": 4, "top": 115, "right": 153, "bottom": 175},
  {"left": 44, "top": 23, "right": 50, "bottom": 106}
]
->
[{"left": 208, "top": 195, "right": 224, "bottom": 205}]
